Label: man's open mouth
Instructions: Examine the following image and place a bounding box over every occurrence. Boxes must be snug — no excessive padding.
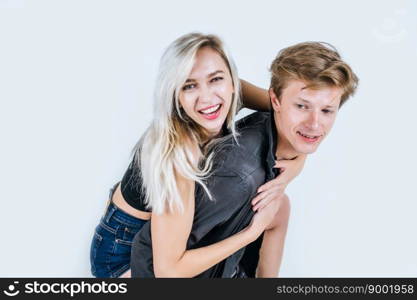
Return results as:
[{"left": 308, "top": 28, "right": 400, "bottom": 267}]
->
[{"left": 297, "top": 131, "right": 321, "bottom": 142}]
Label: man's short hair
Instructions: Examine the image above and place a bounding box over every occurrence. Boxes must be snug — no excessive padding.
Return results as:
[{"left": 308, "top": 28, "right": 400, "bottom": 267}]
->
[{"left": 270, "top": 42, "right": 358, "bottom": 107}]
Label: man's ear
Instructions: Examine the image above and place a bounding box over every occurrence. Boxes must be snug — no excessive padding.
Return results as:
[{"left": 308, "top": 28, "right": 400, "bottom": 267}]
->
[{"left": 269, "top": 88, "right": 281, "bottom": 112}]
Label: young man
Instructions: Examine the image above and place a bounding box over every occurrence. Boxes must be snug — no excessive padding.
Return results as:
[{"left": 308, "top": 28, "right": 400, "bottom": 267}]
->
[
  {"left": 130, "top": 41, "right": 358, "bottom": 278},
  {"left": 239, "top": 42, "right": 358, "bottom": 277}
]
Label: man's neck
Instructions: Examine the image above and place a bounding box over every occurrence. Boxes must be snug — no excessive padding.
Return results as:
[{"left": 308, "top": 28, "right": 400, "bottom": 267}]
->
[{"left": 275, "top": 141, "right": 299, "bottom": 161}]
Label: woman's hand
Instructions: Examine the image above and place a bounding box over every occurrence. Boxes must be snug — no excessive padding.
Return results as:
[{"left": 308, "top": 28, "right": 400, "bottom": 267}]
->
[
  {"left": 248, "top": 196, "right": 282, "bottom": 238},
  {"left": 251, "top": 154, "right": 306, "bottom": 212}
]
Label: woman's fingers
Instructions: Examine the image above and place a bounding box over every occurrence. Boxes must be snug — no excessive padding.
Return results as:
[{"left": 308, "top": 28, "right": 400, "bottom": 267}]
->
[
  {"left": 253, "top": 185, "right": 280, "bottom": 205},
  {"left": 257, "top": 176, "right": 285, "bottom": 193},
  {"left": 253, "top": 196, "right": 272, "bottom": 211},
  {"left": 251, "top": 192, "right": 263, "bottom": 206},
  {"left": 252, "top": 187, "right": 283, "bottom": 211},
  {"left": 274, "top": 159, "right": 290, "bottom": 169},
  {"left": 254, "top": 199, "right": 281, "bottom": 230}
]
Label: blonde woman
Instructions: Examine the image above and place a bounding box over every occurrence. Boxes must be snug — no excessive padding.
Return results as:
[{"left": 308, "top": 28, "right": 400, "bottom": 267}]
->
[{"left": 90, "top": 33, "right": 304, "bottom": 278}]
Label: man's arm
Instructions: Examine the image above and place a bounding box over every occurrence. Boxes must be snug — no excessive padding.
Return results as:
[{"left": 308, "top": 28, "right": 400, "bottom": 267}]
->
[{"left": 256, "top": 194, "right": 290, "bottom": 277}]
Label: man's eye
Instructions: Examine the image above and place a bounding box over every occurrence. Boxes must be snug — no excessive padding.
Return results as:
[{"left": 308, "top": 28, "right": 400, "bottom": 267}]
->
[
  {"left": 182, "top": 83, "right": 196, "bottom": 91},
  {"left": 296, "top": 104, "right": 307, "bottom": 109},
  {"left": 322, "top": 109, "right": 334, "bottom": 114},
  {"left": 211, "top": 76, "right": 223, "bottom": 82}
]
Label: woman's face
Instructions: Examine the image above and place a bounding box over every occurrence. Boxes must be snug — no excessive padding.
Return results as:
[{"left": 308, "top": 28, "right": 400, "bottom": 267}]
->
[{"left": 178, "top": 47, "right": 234, "bottom": 136}]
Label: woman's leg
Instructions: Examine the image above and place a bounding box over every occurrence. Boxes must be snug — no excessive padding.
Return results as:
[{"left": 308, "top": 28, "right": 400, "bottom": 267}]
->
[{"left": 119, "top": 269, "right": 131, "bottom": 278}]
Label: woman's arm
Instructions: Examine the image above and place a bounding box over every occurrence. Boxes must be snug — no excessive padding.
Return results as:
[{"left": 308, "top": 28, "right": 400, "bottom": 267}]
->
[
  {"left": 152, "top": 153, "right": 306, "bottom": 278},
  {"left": 151, "top": 172, "right": 276, "bottom": 278},
  {"left": 240, "top": 79, "right": 270, "bottom": 112}
]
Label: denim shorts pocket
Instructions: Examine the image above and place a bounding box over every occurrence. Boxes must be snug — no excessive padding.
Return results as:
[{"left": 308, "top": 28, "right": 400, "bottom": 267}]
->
[
  {"left": 115, "top": 238, "right": 133, "bottom": 246},
  {"left": 115, "top": 225, "right": 139, "bottom": 245},
  {"left": 113, "top": 224, "right": 137, "bottom": 249},
  {"left": 90, "top": 231, "right": 103, "bottom": 276}
]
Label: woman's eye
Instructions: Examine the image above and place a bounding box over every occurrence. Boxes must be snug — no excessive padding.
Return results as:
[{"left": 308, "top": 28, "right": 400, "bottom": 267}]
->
[
  {"left": 210, "top": 76, "right": 223, "bottom": 83},
  {"left": 296, "top": 104, "right": 307, "bottom": 109},
  {"left": 182, "top": 83, "right": 196, "bottom": 91}
]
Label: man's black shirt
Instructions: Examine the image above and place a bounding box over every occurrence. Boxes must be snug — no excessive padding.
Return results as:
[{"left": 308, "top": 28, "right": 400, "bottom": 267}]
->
[{"left": 130, "top": 111, "right": 278, "bottom": 277}]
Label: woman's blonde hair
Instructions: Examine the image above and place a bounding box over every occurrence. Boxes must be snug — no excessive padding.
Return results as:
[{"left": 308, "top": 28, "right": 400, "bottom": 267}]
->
[{"left": 133, "top": 33, "right": 240, "bottom": 214}]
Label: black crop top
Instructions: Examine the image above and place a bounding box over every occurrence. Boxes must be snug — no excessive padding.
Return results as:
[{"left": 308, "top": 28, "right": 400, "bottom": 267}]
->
[
  {"left": 119, "top": 157, "right": 152, "bottom": 212},
  {"left": 120, "top": 123, "right": 229, "bottom": 213}
]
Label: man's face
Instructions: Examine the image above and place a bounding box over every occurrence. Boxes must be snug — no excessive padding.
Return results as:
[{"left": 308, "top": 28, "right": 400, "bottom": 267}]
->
[{"left": 270, "top": 79, "right": 343, "bottom": 157}]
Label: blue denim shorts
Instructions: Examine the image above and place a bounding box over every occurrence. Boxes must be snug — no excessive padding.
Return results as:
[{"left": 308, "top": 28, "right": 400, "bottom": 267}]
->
[{"left": 90, "top": 183, "right": 148, "bottom": 278}]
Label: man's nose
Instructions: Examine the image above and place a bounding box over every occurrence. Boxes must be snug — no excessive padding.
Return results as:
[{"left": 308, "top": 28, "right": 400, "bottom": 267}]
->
[{"left": 305, "top": 111, "right": 320, "bottom": 130}]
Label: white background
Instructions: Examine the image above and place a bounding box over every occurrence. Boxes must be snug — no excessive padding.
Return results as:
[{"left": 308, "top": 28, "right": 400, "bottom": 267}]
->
[{"left": 1, "top": 0, "right": 416, "bottom": 277}]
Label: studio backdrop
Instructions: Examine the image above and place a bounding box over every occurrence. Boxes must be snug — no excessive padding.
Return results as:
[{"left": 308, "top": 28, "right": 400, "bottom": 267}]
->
[{"left": 0, "top": 0, "right": 416, "bottom": 277}]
